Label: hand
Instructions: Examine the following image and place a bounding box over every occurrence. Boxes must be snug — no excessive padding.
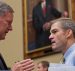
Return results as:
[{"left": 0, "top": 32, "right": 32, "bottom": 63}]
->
[
  {"left": 43, "top": 22, "right": 50, "bottom": 31},
  {"left": 11, "top": 59, "right": 34, "bottom": 71}
]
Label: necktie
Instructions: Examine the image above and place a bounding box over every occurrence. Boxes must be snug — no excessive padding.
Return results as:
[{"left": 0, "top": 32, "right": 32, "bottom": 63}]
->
[
  {"left": 60, "top": 56, "right": 65, "bottom": 64},
  {"left": 63, "top": 58, "right": 65, "bottom": 64}
]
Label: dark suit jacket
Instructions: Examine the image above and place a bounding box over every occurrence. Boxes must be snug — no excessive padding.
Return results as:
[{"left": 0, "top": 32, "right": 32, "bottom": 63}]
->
[
  {"left": 0, "top": 54, "right": 9, "bottom": 70},
  {"left": 32, "top": 1, "right": 61, "bottom": 48}
]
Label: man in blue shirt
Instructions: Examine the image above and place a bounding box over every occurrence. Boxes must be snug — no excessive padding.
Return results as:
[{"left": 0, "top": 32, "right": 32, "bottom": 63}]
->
[
  {"left": 64, "top": 43, "right": 75, "bottom": 65},
  {"left": 49, "top": 18, "right": 75, "bottom": 66}
]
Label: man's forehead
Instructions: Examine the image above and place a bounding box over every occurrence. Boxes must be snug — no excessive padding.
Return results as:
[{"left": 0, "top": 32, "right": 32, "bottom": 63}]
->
[
  {"left": 50, "top": 22, "right": 62, "bottom": 32},
  {"left": 51, "top": 22, "right": 61, "bottom": 29}
]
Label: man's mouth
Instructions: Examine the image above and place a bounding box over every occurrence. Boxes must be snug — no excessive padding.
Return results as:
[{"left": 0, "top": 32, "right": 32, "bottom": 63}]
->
[{"left": 51, "top": 41, "right": 55, "bottom": 44}]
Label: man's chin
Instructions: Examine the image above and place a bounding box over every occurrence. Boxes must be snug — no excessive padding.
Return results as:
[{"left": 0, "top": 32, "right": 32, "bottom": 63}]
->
[
  {"left": 52, "top": 46, "right": 58, "bottom": 51},
  {"left": 0, "top": 37, "right": 5, "bottom": 40},
  {"left": 52, "top": 45, "right": 56, "bottom": 49},
  {"left": 52, "top": 47, "right": 61, "bottom": 52}
]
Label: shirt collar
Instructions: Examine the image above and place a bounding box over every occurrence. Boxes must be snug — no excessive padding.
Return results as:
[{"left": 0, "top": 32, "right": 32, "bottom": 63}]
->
[
  {"left": 64, "top": 43, "right": 75, "bottom": 60},
  {"left": 41, "top": 1, "right": 46, "bottom": 8}
]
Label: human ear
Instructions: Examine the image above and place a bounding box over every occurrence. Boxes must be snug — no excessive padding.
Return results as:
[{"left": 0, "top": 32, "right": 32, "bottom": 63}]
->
[{"left": 65, "top": 29, "right": 72, "bottom": 38}]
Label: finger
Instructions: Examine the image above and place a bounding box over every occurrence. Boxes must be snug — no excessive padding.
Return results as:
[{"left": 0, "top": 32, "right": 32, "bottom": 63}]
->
[
  {"left": 19, "top": 59, "right": 32, "bottom": 64},
  {"left": 20, "top": 60, "right": 34, "bottom": 67},
  {"left": 21, "top": 63, "right": 34, "bottom": 71}
]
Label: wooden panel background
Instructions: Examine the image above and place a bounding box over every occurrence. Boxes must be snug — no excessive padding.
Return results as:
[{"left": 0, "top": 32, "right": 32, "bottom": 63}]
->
[{"left": 71, "top": 0, "right": 75, "bottom": 20}]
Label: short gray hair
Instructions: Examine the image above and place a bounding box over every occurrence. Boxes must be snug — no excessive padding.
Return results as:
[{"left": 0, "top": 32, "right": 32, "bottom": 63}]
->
[
  {"left": 0, "top": 1, "right": 14, "bottom": 16},
  {"left": 50, "top": 18, "right": 75, "bottom": 38}
]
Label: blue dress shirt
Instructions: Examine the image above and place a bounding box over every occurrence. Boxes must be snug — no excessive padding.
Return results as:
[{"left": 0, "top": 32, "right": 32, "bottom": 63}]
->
[{"left": 64, "top": 43, "right": 75, "bottom": 66}]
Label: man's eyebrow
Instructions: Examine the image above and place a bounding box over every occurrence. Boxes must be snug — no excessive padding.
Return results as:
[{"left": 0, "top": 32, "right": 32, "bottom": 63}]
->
[
  {"left": 50, "top": 29, "right": 54, "bottom": 33},
  {"left": 50, "top": 29, "right": 57, "bottom": 33}
]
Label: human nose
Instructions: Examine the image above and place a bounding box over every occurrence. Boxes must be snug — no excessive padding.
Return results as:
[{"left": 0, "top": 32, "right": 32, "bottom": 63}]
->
[{"left": 49, "top": 33, "right": 53, "bottom": 40}]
